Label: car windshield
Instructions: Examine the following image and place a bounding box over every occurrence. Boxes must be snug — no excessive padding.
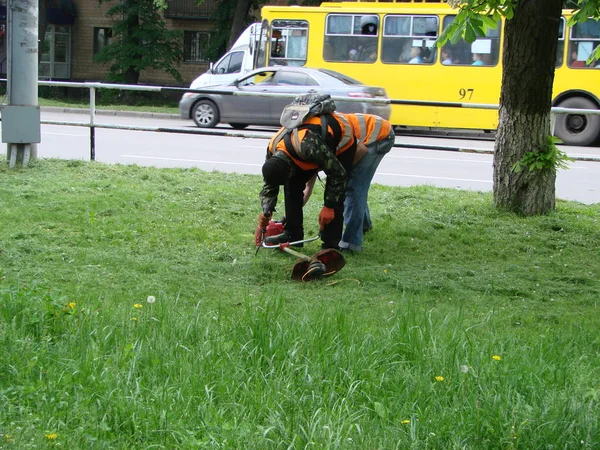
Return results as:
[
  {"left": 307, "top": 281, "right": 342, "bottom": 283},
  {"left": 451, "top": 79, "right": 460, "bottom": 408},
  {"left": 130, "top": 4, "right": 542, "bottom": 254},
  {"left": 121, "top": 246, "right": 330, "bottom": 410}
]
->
[{"left": 317, "top": 68, "right": 362, "bottom": 85}]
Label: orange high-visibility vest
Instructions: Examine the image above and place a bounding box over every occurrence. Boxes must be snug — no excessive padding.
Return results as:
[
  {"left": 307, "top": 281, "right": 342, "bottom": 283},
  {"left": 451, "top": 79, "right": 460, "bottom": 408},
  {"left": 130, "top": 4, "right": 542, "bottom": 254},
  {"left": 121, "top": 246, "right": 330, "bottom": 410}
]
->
[
  {"left": 267, "top": 113, "right": 355, "bottom": 171},
  {"left": 345, "top": 113, "right": 392, "bottom": 145}
]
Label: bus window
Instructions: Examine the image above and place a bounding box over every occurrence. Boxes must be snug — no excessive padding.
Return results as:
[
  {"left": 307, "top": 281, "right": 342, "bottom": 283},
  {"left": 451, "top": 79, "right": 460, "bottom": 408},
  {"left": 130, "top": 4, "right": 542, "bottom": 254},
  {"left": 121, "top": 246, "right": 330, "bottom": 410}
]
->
[
  {"left": 568, "top": 18, "right": 600, "bottom": 68},
  {"left": 556, "top": 17, "right": 565, "bottom": 67},
  {"left": 441, "top": 16, "right": 501, "bottom": 66},
  {"left": 382, "top": 15, "right": 438, "bottom": 64},
  {"left": 269, "top": 20, "right": 309, "bottom": 67},
  {"left": 324, "top": 14, "right": 379, "bottom": 63}
]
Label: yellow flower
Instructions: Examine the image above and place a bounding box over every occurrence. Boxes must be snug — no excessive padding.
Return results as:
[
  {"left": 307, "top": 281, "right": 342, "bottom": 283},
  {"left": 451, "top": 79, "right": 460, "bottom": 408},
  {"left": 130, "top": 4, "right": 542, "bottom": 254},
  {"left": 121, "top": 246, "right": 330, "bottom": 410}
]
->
[
  {"left": 401, "top": 419, "right": 410, "bottom": 424},
  {"left": 130, "top": 317, "right": 138, "bottom": 321},
  {"left": 133, "top": 303, "right": 143, "bottom": 309},
  {"left": 492, "top": 355, "right": 502, "bottom": 361},
  {"left": 45, "top": 433, "right": 58, "bottom": 440},
  {"left": 384, "top": 268, "right": 389, "bottom": 273},
  {"left": 3, "top": 434, "right": 13, "bottom": 443},
  {"left": 435, "top": 376, "right": 445, "bottom": 382}
]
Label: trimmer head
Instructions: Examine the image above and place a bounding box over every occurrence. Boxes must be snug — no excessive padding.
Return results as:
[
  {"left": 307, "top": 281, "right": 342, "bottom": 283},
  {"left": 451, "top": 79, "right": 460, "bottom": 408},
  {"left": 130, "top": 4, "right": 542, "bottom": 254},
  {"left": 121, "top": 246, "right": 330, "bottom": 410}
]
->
[{"left": 291, "top": 249, "right": 346, "bottom": 282}]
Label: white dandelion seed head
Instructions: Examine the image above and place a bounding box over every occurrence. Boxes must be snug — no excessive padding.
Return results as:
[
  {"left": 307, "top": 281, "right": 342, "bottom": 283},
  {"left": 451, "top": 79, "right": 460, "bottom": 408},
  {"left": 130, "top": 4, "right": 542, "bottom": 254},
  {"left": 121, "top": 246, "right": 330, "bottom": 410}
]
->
[{"left": 147, "top": 295, "right": 156, "bottom": 304}]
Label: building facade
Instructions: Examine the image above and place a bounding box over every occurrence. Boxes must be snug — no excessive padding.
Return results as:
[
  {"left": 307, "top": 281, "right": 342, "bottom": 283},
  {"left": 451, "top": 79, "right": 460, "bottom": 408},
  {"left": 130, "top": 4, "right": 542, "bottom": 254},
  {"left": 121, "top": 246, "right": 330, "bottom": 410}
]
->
[{"left": 1, "top": 0, "right": 238, "bottom": 87}]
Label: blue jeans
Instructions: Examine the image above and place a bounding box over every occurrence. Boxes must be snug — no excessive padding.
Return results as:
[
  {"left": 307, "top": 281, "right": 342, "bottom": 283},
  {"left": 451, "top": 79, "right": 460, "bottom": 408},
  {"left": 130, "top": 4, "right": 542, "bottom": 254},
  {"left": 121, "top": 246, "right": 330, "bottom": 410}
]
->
[{"left": 339, "top": 130, "right": 395, "bottom": 252}]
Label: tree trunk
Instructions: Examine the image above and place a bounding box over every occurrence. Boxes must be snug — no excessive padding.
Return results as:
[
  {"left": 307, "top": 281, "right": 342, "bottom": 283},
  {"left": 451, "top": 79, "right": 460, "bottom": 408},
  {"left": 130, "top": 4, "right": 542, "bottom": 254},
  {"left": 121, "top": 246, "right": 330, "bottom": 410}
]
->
[
  {"left": 493, "top": 0, "right": 563, "bottom": 215},
  {"left": 227, "top": 0, "right": 253, "bottom": 50}
]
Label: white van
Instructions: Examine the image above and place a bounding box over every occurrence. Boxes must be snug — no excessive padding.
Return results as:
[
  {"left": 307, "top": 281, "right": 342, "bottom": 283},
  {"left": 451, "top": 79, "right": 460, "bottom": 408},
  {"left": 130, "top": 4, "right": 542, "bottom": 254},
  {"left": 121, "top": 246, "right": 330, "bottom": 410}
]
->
[{"left": 189, "top": 23, "right": 262, "bottom": 89}]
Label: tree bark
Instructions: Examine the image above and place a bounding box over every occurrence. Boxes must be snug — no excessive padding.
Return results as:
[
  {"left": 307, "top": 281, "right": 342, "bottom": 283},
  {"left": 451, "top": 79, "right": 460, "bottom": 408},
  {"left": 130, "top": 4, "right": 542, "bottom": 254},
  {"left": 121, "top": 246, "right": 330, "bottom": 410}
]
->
[
  {"left": 227, "top": 0, "right": 253, "bottom": 50},
  {"left": 493, "top": 0, "right": 563, "bottom": 215}
]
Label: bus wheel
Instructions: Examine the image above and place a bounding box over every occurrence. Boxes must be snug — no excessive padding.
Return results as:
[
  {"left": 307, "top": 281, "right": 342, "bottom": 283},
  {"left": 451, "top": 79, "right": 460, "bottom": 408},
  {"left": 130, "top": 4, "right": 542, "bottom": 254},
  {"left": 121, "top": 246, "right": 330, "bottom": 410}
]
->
[
  {"left": 554, "top": 97, "right": 600, "bottom": 146},
  {"left": 229, "top": 123, "right": 249, "bottom": 130},
  {"left": 192, "top": 100, "right": 220, "bottom": 128}
]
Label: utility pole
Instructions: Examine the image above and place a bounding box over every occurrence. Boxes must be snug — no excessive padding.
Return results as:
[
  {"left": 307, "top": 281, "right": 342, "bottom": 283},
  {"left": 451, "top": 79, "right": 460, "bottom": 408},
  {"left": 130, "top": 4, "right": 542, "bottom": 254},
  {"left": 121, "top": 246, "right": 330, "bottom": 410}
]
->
[{"left": 2, "top": 0, "right": 41, "bottom": 168}]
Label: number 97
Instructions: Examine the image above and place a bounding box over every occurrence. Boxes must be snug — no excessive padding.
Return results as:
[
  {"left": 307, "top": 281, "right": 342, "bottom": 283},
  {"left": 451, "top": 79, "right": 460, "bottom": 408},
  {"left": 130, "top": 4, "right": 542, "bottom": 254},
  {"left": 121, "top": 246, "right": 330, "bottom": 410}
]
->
[{"left": 459, "top": 88, "right": 474, "bottom": 100}]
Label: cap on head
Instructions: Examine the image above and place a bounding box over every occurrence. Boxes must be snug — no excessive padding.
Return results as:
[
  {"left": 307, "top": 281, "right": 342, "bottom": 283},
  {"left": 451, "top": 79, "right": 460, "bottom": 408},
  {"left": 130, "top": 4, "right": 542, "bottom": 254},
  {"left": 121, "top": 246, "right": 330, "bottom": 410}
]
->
[{"left": 262, "top": 156, "right": 290, "bottom": 186}]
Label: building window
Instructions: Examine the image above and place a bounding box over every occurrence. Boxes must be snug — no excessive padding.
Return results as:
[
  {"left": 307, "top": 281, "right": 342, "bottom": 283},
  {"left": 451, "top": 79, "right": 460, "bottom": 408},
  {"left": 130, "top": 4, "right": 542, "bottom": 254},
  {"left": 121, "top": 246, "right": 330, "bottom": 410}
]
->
[
  {"left": 184, "top": 31, "right": 210, "bottom": 62},
  {"left": 94, "top": 27, "right": 113, "bottom": 55},
  {"left": 39, "top": 25, "right": 71, "bottom": 79}
]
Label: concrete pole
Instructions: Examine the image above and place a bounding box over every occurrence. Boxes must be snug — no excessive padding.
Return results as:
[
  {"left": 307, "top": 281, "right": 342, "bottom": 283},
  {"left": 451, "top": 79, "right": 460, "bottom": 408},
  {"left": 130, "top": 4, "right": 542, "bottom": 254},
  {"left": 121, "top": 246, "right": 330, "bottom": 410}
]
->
[{"left": 6, "top": 0, "right": 40, "bottom": 166}]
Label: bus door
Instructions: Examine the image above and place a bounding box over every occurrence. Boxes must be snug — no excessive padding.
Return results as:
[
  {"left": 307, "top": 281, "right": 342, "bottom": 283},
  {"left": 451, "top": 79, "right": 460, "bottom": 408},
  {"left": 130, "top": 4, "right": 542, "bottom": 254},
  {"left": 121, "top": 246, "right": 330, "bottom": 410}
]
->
[
  {"left": 380, "top": 14, "right": 440, "bottom": 127},
  {"left": 434, "top": 15, "right": 503, "bottom": 130}
]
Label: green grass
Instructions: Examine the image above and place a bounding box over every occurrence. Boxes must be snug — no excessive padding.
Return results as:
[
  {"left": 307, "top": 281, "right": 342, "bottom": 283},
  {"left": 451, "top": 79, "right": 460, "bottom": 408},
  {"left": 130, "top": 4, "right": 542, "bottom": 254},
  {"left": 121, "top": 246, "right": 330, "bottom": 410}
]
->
[
  {"left": 38, "top": 97, "right": 180, "bottom": 115},
  {"left": 1, "top": 157, "right": 599, "bottom": 449}
]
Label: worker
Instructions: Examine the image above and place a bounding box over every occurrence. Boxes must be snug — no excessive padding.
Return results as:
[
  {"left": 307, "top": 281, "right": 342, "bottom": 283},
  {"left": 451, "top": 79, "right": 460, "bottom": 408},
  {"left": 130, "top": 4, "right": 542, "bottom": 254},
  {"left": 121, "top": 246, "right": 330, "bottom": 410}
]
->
[
  {"left": 256, "top": 94, "right": 356, "bottom": 250},
  {"left": 303, "top": 112, "right": 395, "bottom": 252}
]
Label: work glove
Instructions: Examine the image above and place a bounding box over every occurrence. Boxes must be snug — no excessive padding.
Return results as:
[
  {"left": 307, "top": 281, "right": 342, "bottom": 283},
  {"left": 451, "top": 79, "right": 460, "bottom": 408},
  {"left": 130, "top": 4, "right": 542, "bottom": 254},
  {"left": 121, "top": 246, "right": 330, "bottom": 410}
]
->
[
  {"left": 255, "top": 212, "right": 272, "bottom": 247},
  {"left": 254, "top": 226, "right": 264, "bottom": 247},
  {"left": 318, "top": 206, "right": 335, "bottom": 230},
  {"left": 258, "top": 212, "right": 271, "bottom": 229}
]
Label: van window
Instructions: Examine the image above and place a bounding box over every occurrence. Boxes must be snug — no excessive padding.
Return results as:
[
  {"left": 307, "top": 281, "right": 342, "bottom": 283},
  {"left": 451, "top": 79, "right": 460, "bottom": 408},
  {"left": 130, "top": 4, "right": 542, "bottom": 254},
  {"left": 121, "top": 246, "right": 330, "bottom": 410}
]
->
[{"left": 213, "top": 51, "right": 245, "bottom": 74}]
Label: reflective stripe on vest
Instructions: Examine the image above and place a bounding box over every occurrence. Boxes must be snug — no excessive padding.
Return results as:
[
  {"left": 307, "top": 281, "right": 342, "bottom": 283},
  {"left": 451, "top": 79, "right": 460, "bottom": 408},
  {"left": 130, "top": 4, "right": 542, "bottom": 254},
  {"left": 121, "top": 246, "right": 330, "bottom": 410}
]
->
[{"left": 347, "top": 113, "right": 391, "bottom": 145}]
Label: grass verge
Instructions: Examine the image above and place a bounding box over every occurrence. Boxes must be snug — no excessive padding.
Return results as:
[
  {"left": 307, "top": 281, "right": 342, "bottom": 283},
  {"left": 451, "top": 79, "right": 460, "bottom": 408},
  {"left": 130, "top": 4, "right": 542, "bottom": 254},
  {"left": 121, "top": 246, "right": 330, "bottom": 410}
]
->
[{"left": 1, "top": 157, "right": 599, "bottom": 449}]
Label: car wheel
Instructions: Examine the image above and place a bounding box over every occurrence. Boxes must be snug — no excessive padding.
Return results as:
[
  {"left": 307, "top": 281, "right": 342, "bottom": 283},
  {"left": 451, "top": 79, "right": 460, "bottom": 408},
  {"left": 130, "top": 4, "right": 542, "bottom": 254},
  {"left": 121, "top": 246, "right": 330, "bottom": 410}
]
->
[
  {"left": 192, "top": 99, "right": 220, "bottom": 128},
  {"left": 554, "top": 97, "right": 600, "bottom": 146},
  {"left": 229, "top": 123, "right": 249, "bottom": 130}
]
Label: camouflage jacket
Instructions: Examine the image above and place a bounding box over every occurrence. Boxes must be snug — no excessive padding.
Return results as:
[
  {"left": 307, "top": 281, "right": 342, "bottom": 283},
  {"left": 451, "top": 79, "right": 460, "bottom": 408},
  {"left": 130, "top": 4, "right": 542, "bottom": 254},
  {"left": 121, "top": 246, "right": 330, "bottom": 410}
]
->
[{"left": 259, "top": 128, "right": 350, "bottom": 213}]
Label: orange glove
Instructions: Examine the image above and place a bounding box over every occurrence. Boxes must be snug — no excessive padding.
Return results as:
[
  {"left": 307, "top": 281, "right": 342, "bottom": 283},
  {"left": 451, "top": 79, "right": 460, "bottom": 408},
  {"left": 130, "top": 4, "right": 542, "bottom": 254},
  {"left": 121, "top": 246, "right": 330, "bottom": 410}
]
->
[
  {"left": 258, "top": 212, "right": 271, "bottom": 229},
  {"left": 318, "top": 206, "right": 335, "bottom": 230},
  {"left": 254, "top": 226, "right": 263, "bottom": 247}
]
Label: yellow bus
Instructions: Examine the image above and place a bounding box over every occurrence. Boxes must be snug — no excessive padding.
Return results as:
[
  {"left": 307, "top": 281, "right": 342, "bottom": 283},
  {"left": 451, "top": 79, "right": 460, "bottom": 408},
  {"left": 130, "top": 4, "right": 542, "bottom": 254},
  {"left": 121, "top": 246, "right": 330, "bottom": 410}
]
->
[{"left": 255, "top": 0, "right": 600, "bottom": 146}]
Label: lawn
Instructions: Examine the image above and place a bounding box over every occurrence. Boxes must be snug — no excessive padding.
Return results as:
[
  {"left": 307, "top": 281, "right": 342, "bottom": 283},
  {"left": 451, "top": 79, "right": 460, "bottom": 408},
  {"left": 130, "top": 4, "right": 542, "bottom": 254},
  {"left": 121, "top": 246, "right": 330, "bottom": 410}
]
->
[{"left": 0, "top": 157, "right": 599, "bottom": 449}]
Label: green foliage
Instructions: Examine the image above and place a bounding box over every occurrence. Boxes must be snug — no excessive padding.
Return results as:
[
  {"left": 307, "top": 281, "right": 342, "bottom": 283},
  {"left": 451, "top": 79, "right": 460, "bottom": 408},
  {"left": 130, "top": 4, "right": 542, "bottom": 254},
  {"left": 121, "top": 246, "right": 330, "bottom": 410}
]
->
[
  {"left": 439, "top": 0, "right": 600, "bottom": 49},
  {"left": 202, "top": 0, "right": 269, "bottom": 63},
  {"left": 0, "top": 159, "right": 599, "bottom": 447},
  {"left": 437, "top": 0, "right": 516, "bottom": 46},
  {"left": 94, "top": 0, "right": 183, "bottom": 83},
  {"left": 513, "top": 136, "right": 573, "bottom": 173}
]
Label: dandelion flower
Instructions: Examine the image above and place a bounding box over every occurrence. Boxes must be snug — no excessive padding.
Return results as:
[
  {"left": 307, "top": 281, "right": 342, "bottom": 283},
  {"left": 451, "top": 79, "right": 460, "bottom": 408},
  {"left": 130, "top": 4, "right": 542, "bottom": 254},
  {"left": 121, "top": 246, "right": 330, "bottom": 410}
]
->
[
  {"left": 401, "top": 419, "right": 410, "bottom": 424},
  {"left": 130, "top": 317, "right": 138, "bottom": 321},
  {"left": 68, "top": 302, "right": 76, "bottom": 310},
  {"left": 492, "top": 355, "right": 502, "bottom": 361},
  {"left": 384, "top": 268, "right": 389, "bottom": 273},
  {"left": 45, "top": 433, "right": 58, "bottom": 440},
  {"left": 435, "top": 376, "right": 445, "bottom": 382},
  {"left": 134, "top": 303, "right": 143, "bottom": 309},
  {"left": 147, "top": 296, "right": 156, "bottom": 304}
]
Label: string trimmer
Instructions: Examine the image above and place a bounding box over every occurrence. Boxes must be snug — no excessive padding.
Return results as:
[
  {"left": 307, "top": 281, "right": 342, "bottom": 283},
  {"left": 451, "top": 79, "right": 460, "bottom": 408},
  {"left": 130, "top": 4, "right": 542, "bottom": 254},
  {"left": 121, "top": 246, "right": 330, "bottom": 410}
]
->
[{"left": 257, "top": 220, "right": 346, "bottom": 282}]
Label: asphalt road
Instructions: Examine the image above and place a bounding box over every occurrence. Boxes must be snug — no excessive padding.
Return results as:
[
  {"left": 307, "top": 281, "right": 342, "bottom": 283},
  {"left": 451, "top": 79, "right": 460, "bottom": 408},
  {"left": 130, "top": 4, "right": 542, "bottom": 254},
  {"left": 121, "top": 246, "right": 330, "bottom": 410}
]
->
[{"left": 2, "top": 109, "right": 599, "bottom": 205}]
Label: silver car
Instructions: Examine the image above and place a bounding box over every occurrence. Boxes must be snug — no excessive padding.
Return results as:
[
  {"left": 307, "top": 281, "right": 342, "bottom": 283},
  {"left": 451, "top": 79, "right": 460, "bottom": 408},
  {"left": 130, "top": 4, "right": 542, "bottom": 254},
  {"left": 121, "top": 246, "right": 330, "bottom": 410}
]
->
[{"left": 178, "top": 66, "right": 391, "bottom": 129}]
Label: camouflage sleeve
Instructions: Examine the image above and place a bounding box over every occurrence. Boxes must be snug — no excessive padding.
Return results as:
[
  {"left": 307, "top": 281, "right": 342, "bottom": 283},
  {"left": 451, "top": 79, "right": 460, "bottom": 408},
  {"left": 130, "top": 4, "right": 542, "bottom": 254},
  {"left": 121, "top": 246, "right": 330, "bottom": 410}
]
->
[
  {"left": 299, "top": 130, "right": 347, "bottom": 209},
  {"left": 259, "top": 182, "right": 279, "bottom": 214}
]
